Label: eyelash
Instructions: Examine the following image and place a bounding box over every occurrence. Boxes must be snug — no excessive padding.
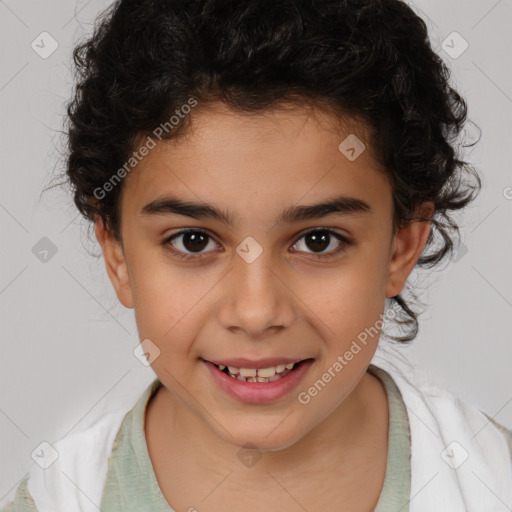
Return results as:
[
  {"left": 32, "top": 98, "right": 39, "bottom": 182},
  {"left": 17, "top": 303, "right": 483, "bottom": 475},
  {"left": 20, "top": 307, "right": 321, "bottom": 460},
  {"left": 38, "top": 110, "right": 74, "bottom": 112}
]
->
[{"left": 161, "top": 228, "right": 351, "bottom": 262}]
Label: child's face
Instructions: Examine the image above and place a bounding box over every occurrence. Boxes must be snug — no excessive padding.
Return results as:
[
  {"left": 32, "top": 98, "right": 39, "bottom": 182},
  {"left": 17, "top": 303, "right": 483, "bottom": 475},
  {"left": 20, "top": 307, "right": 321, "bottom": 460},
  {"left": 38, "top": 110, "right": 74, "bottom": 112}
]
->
[{"left": 97, "top": 102, "right": 429, "bottom": 450}]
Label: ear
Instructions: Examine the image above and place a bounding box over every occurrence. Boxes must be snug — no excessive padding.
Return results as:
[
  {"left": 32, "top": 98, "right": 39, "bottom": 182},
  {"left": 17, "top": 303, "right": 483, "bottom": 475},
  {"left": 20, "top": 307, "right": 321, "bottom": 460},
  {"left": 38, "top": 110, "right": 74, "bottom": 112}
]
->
[
  {"left": 94, "top": 216, "right": 134, "bottom": 309},
  {"left": 385, "top": 202, "right": 435, "bottom": 298}
]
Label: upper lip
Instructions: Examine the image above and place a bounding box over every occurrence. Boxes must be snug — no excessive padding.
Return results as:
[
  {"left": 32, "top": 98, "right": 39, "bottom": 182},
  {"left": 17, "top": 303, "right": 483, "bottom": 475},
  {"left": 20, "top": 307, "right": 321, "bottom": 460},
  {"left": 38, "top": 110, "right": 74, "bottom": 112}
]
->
[{"left": 204, "top": 357, "right": 310, "bottom": 369}]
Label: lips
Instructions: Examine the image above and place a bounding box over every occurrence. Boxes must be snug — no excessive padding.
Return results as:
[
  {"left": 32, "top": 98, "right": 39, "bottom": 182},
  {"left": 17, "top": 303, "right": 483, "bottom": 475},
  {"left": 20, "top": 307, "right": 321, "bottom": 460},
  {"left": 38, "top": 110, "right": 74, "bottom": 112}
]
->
[{"left": 203, "top": 358, "right": 315, "bottom": 403}]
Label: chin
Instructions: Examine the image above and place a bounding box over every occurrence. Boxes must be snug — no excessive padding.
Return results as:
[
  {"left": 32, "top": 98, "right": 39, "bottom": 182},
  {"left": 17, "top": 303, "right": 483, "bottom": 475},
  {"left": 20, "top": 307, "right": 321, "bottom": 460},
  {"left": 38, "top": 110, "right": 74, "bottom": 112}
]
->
[{"left": 214, "top": 422, "right": 306, "bottom": 453}]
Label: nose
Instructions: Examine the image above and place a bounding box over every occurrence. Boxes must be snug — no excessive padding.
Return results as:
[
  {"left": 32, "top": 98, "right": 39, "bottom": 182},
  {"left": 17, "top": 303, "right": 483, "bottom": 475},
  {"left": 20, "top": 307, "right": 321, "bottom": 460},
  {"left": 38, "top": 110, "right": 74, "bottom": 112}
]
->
[{"left": 216, "top": 250, "right": 296, "bottom": 340}]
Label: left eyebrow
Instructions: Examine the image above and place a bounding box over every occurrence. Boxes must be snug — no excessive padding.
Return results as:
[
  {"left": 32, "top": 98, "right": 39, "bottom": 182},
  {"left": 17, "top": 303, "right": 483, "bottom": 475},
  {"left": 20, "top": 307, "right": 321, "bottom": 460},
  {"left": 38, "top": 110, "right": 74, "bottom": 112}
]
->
[
  {"left": 140, "top": 194, "right": 372, "bottom": 226},
  {"left": 279, "top": 195, "right": 372, "bottom": 223}
]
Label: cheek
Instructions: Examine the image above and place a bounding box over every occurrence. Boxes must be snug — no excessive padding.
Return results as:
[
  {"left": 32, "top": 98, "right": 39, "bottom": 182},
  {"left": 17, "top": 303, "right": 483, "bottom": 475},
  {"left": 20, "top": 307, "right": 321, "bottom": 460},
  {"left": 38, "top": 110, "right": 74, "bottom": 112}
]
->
[
  {"left": 128, "top": 260, "right": 235, "bottom": 387},
  {"left": 292, "top": 250, "right": 389, "bottom": 362},
  {"left": 306, "top": 252, "right": 387, "bottom": 321},
  {"left": 129, "top": 258, "right": 209, "bottom": 345}
]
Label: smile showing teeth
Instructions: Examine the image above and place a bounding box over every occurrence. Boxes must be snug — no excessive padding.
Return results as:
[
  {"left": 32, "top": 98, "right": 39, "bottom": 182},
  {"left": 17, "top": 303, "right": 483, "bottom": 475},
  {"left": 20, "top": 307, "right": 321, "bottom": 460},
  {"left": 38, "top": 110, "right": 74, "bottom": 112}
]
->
[
  {"left": 215, "top": 362, "right": 298, "bottom": 382},
  {"left": 206, "top": 357, "right": 314, "bottom": 403}
]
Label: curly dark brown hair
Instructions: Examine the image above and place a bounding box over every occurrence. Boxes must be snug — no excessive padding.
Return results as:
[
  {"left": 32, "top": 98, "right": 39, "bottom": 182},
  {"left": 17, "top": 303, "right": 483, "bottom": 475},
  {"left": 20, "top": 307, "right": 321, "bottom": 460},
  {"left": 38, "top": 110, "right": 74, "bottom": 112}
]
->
[{"left": 51, "top": 0, "right": 481, "bottom": 343}]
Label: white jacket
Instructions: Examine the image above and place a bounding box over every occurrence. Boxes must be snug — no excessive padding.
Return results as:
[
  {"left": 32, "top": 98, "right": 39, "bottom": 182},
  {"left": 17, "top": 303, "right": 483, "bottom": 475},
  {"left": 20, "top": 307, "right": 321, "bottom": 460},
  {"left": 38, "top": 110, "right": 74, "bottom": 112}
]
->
[{"left": 2, "top": 343, "right": 512, "bottom": 511}]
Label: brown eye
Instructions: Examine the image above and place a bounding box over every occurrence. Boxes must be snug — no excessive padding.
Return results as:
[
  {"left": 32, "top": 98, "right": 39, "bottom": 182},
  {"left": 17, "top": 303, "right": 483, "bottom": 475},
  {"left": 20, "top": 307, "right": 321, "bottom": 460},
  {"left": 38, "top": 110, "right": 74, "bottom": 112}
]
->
[
  {"left": 180, "top": 231, "right": 209, "bottom": 252},
  {"left": 304, "top": 231, "right": 330, "bottom": 252},
  {"left": 163, "top": 229, "right": 219, "bottom": 259},
  {"left": 292, "top": 229, "right": 350, "bottom": 259}
]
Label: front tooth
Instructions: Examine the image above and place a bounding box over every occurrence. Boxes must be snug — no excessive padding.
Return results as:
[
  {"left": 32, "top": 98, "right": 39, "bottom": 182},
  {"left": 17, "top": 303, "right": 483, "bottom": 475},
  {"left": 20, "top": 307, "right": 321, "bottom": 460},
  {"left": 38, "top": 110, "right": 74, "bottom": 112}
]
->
[
  {"left": 275, "top": 364, "right": 287, "bottom": 374},
  {"left": 257, "top": 366, "right": 277, "bottom": 378},
  {"left": 239, "top": 368, "right": 257, "bottom": 377},
  {"left": 228, "top": 366, "right": 239, "bottom": 375}
]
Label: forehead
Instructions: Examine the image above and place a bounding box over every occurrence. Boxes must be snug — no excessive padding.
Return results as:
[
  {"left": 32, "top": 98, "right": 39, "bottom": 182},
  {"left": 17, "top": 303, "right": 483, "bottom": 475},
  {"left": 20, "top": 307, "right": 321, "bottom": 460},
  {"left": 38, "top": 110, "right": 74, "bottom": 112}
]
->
[{"left": 119, "top": 102, "right": 391, "bottom": 227}]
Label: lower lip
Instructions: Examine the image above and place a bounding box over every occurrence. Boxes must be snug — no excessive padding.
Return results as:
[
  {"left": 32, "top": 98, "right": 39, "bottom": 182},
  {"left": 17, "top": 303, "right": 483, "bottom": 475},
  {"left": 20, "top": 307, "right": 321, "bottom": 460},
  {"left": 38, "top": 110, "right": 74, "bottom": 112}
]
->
[{"left": 203, "top": 359, "right": 314, "bottom": 403}]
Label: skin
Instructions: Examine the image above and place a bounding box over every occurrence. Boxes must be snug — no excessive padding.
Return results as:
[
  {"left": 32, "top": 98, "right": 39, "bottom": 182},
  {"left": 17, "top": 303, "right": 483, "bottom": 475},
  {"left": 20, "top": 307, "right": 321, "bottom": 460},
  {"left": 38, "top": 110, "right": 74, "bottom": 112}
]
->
[{"left": 95, "top": 102, "right": 433, "bottom": 511}]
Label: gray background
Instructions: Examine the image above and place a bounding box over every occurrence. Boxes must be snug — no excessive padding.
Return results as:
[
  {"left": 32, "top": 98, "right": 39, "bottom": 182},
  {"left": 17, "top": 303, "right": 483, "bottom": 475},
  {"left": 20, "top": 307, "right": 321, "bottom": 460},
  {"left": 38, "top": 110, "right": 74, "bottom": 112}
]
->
[{"left": 1, "top": 0, "right": 511, "bottom": 499}]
